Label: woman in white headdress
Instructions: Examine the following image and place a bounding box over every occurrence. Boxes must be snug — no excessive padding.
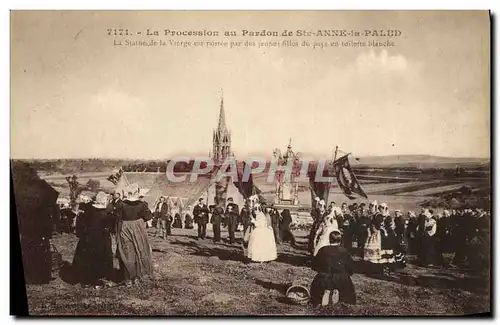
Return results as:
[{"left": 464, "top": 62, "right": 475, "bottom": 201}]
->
[
  {"left": 246, "top": 195, "right": 278, "bottom": 262},
  {"left": 313, "top": 207, "right": 340, "bottom": 256},
  {"left": 308, "top": 198, "right": 328, "bottom": 255},
  {"left": 363, "top": 201, "right": 396, "bottom": 274}
]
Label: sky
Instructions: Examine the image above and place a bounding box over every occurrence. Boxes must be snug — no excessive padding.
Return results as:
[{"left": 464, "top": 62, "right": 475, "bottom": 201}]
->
[{"left": 10, "top": 11, "right": 490, "bottom": 159}]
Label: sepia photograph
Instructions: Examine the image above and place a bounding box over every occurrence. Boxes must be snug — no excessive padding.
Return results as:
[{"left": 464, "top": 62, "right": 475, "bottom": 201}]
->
[{"left": 10, "top": 10, "right": 491, "bottom": 316}]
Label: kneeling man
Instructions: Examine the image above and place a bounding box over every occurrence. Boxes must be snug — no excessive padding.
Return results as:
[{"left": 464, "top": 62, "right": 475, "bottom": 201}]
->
[{"left": 310, "top": 229, "right": 356, "bottom": 306}]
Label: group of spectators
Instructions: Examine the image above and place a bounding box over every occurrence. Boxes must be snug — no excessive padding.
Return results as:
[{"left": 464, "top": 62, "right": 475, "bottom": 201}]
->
[{"left": 314, "top": 200, "right": 490, "bottom": 271}]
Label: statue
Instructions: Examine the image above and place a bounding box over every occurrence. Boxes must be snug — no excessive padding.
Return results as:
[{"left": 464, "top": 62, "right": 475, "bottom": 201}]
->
[{"left": 274, "top": 138, "right": 301, "bottom": 207}]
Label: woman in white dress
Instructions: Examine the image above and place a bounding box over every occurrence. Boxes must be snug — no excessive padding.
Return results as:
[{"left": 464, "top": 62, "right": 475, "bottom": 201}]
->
[
  {"left": 313, "top": 208, "right": 340, "bottom": 256},
  {"left": 246, "top": 196, "right": 278, "bottom": 262}
]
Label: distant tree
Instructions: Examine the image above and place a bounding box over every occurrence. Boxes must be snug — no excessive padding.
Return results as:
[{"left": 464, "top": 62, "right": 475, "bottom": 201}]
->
[
  {"left": 86, "top": 179, "right": 100, "bottom": 192},
  {"left": 66, "top": 175, "right": 81, "bottom": 202}
]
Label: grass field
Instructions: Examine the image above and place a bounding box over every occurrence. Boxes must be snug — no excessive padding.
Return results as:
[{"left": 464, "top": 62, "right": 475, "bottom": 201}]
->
[
  {"left": 24, "top": 163, "right": 491, "bottom": 316},
  {"left": 26, "top": 228, "right": 490, "bottom": 316}
]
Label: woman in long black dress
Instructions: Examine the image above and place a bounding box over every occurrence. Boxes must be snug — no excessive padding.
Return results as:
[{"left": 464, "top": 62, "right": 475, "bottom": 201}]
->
[
  {"left": 72, "top": 192, "right": 115, "bottom": 287},
  {"left": 419, "top": 210, "right": 438, "bottom": 266},
  {"left": 116, "top": 185, "right": 153, "bottom": 286},
  {"left": 279, "top": 209, "right": 296, "bottom": 246}
]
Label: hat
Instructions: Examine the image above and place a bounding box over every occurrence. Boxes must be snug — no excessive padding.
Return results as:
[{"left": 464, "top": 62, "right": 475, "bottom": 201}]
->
[
  {"left": 92, "top": 191, "right": 109, "bottom": 209},
  {"left": 380, "top": 202, "right": 388, "bottom": 209},
  {"left": 371, "top": 200, "right": 378, "bottom": 206},
  {"left": 198, "top": 198, "right": 204, "bottom": 202},
  {"left": 78, "top": 195, "right": 92, "bottom": 204}
]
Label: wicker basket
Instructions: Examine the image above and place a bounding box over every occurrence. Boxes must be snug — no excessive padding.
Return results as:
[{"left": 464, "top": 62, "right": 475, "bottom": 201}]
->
[
  {"left": 51, "top": 244, "right": 63, "bottom": 272},
  {"left": 285, "top": 284, "right": 311, "bottom": 305}
]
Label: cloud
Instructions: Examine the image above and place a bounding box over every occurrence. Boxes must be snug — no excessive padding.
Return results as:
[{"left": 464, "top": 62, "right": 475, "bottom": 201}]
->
[{"left": 355, "top": 50, "right": 409, "bottom": 73}]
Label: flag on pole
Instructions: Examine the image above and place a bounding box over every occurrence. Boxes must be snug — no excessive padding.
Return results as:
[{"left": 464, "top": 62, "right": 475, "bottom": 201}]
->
[
  {"left": 107, "top": 168, "right": 123, "bottom": 185},
  {"left": 307, "top": 164, "right": 332, "bottom": 209},
  {"left": 235, "top": 161, "right": 265, "bottom": 204},
  {"left": 333, "top": 155, "right": 368, "bottom": 199}
]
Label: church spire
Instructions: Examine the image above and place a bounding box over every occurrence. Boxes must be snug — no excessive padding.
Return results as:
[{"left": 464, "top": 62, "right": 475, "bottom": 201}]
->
[
  {"left": 217, "top": 89, "right": 226, "bottom": 132},
  {"left": 212, "top": 89, "right": 232, "bottom": 163}
]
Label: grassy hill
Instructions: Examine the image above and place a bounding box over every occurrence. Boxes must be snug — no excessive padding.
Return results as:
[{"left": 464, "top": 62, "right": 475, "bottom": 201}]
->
[{"left": 352, "top": 155, "right": 490, "bottom": 169}]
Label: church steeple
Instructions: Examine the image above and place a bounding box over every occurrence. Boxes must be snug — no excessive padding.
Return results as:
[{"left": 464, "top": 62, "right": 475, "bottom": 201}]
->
[
  {"left": 212, "top": 89, "right": 232, "bottom": 164},
  {"left": 217, "top": 94, "right": 227, "bottom": 133}
]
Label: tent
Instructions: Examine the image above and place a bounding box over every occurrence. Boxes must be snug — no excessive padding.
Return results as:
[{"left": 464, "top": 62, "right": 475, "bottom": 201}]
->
[
  {"left": 115, "top": 173, "right": 212, "bottom": 212},
  {"left": 114, "top": 171, "right": 261, "bottom": 214},
  {"left": 11, "top": 161, "right": 59, "bottom": 284},
  {"left": 11, "top": 161, "right": 59, "bottom": 238},
  {"left": 114, "top": 172, "right": 159, "bottom": 197}
]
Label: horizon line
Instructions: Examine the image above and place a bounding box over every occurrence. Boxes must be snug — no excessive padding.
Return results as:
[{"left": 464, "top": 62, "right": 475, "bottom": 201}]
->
[{"left": 10, "top": 153, "right": 491, "bottom": 161}]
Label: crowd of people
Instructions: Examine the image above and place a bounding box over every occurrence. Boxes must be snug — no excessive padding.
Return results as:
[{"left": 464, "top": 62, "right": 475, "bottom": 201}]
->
[
  {"left": 150, "top": 194, "right": 291, "bottom": 263},
  {"left": 306, "top": 198, "right": 490, "bottom": 306},
  {"left": 309, "top": 199, "right": 490, "bottom": 274},
  {"left": 147, "top": 195, "right": 296, "bottom": 248},
  {"left": 54, "top": 187, "right": 489, "bottom": 308},
  {"left": 57, "top": 187, "right": 294, "bottom": 288}
]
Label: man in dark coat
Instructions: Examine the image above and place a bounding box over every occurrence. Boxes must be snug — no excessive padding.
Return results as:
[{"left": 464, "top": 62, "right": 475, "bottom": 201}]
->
[
  {"left": 341, "top": 207, "right": 356, "bottom": 252},
  {"left": 61, "top": 201, "right": 82, "bottom": 234},
  {"left": 437, "top": 210, "right": 452, "bottom": 254},
  {"left": 225, "top": 197, "right": 240, "bottom": 244},
  {"left": 108, "top": 192, "right": 123, "bottom": 233},
  {"left": 240, "top": 204, "right": 251, "bottom": 235},
  {"left": 193, "top": 198, "right": 209, "bottom": 239},
  {"left": 406, "top": 211, "right": 418, "bottom": 255},
  {"left": 416, "top": 210, "right": 427, "bottom": 262},
  {"left": 279, "top": 209, "right": 296, "bottom": 246},
  {"left": 155, "top": 196, "right": 171, "bottom": 239},
  {"left": 270, "top": 208, "right": 281, "bottom": 244},
  {"left": 211, "top": 205, "right": 224, "bottom": 243},
  {"left": 394, "top": 210, "right": 406, "bottom": 240},
  {"left": 393, "top": 210, "right": 407, "bottom": 267},
  {"left": 356, "top": 204, "right": 370, "bottom": 257},
  {"left": 451, "top": 209, "right": 469, "bottom": 266},
  {"left": 310, "top": 230, "right": 356, "bottom": 306}
]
